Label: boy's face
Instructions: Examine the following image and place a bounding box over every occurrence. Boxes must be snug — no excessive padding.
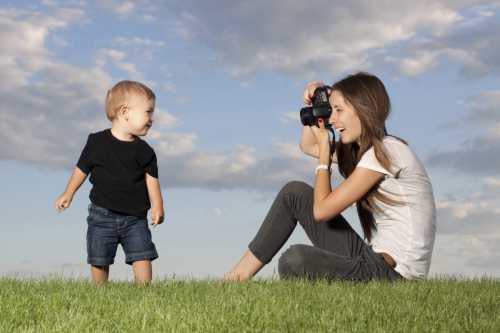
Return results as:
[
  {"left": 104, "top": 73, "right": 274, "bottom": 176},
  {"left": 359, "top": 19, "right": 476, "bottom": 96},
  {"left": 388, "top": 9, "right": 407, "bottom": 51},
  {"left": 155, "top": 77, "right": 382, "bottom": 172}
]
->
[{"left": 123, "top": 93, "right": 155, "bottom": 136}]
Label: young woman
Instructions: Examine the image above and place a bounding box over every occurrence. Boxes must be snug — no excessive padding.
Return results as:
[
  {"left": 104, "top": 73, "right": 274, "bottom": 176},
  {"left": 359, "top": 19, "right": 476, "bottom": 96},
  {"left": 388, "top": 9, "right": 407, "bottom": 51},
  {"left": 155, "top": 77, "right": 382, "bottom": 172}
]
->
[{"left": 225, "top": 72, "right": 436, "bottom": 281}]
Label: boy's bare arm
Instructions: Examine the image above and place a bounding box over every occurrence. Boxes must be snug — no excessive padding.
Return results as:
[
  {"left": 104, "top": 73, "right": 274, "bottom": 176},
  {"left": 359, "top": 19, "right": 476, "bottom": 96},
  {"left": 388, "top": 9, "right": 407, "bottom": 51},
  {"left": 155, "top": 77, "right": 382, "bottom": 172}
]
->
[
  {"left": 55, "top": 167, "right": 88, "bottom": 212},
  {"left": 146, "top": 173, "right": 165, "bottom": 225}
]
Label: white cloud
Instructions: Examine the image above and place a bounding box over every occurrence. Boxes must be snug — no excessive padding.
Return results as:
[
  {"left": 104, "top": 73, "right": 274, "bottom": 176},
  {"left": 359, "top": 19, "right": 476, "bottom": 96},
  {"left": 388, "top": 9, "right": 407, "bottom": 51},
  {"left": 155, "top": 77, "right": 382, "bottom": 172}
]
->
[
  {"left": 166, "top": 1, "right": 477, "bottom": 78},
  {"left": 42, "top": 0, "right": 86, "bottom": 7},
  {"left": 51, "top": 35, "right": 68, "bottom": 47},
  {"left": 0, "top": 11, "right": 49, "bottom": 87},
  {"left": 96, "top": 48, "right": 126, "bottom": 65},
  {"left": 0, "top": 8, "right": 111, "bottom": 168},
  {"left": 0, "top": 63, "right": 112, "bottom": 168},
  {"left": 212, "top": 207, "right": 223, "bottom": 216},
  {"left": 280, "top": 112, "right": 300, "bottom": 124},
  {"left": 157, "top": 1, "right": 500, "bottom": 80},
  {"left": 0, "top": 7, "right": 317, "bottom": 192},
  {"left": 431, "top": 179, "right": 500, "bottom": 276},
  {"left": 228, "top": 146, "right": 257, "bottom": 174},
  {"left": 113, "top": 36, "right": 165, "bottom": 48},
  {"left": 53, "top": 7, "right": 86, "bottom": 22},
  {"left": 395, "top": 3, "right": 500, "bottom": 78},
  {"left": 436, "top": 178, "right": 500, "bottom": 235},
  {"left": 115, "top": 1, "right": 135, "bottom": 15},
  {"left": 428, "top": 89, "right": 500, "bottom": 175},
  {"left": 152, "top": 109, "right": 179, "bottom": 128},
  {"left": 175, "top": 96, "right": 192, "bottom": 105},
  {"left": 399, "top": 50, "right": 441, "bottom": 76},
  {"left": 466, "top": 90, "right": 500, "bottom": 124},
  {"left": 116, "top": 61, "right": 142, "bottom": 78},
  {"left": 430, "top": 233, "right": 500, "bottom": 277},
  {"left": 273, "top": 142, "right": 304, "bottom": 160},
  {"left": 100, "top": 0, "right": 135, "bottom": 15},
  {"left": 141, "top": 14, "right": 157, "bottom": 22},
  {"left": 484, "top": 176, "right": 500, "bottom": 190},
  {"left": 98, "top": 0, "right": 157, "bottom": 19},
  {"left": 152, "top": 132, "right": 197, "bottom": 156},
  {"left": 161, "top": 82, "right": 177, "bottom": 94},
  {"left": 96, "top": 48, "right": 145, "bottom": 80},
  {"left": 131, "top": 139, "right": 315, "bottom": 191},
  {"left": 42, "top": 0, "right": 59, "bottom": 5},
  {"left": 0, "top": 7, "right": 86, "bottom": 90}
]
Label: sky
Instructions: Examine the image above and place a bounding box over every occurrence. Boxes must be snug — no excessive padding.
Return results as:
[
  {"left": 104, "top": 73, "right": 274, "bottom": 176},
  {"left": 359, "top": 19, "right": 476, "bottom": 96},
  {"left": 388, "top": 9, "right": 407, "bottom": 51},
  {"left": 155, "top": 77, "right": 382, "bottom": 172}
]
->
[{"left": 1, "top": 0, "right": 500, "bottom": 280}]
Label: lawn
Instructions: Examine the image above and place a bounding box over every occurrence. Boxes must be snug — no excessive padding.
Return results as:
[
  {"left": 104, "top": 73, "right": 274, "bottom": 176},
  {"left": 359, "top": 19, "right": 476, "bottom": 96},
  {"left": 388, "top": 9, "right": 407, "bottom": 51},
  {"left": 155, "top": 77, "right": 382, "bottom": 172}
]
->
[{"left": 1, "top": 277, "right": 499, "bottom": 332}]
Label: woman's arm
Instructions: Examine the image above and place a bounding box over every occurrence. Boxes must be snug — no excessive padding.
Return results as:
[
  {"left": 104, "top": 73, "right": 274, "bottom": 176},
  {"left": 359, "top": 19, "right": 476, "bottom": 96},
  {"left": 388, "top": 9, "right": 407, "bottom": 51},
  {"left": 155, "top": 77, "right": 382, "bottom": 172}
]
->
[
  {"left": 313, "top": 166, "right": 384, "bottom": 222},
  {"left": 299, "top": 126, "right": 338, "bottom": 163},
  {"left": 311, "top": 119, "right": 383, "bottom": 222},
  {"left": 301, "top": 81, "right": 338, "bottom": 163}
]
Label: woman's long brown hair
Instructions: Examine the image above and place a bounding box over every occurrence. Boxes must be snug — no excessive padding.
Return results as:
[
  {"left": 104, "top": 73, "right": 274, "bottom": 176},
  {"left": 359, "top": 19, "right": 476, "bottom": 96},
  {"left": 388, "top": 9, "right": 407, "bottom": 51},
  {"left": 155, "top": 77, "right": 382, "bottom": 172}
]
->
[{"left": 332, "top": 72, "right": 406, "bottom": 242}]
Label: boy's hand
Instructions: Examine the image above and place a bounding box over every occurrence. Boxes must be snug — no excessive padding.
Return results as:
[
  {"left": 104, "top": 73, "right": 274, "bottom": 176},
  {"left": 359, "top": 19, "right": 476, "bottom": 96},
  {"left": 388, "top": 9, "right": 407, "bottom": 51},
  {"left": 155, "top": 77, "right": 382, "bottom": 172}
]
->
[
  {"left": 150, "top": 206, "right": 165, "bottom": 226},
  {"left": 55, "top": 193, "right": 73, "bottom": 212}
]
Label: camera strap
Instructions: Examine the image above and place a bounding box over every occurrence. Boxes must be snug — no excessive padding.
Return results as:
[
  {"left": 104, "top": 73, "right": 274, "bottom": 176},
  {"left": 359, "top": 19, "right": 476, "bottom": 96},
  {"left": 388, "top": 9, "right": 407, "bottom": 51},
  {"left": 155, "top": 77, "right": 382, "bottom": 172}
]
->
[{"left": 328, "top": 127, "right": 336, "bottom": 169}]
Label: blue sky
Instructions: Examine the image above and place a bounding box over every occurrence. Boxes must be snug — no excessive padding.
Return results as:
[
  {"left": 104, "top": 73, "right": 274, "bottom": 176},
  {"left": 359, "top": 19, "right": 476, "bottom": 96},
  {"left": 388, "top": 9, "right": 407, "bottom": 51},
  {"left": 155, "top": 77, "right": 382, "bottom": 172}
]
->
[{"left": 1, "top": 0, "right": 500, "bottom": 280}]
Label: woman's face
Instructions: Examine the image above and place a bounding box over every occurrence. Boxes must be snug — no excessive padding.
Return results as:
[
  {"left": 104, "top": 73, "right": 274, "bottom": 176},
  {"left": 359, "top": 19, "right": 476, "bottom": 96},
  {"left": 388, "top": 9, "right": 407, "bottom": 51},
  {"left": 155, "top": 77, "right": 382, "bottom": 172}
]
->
[{"left": 329, "top": 90, "right": 362, "bottom": 145}]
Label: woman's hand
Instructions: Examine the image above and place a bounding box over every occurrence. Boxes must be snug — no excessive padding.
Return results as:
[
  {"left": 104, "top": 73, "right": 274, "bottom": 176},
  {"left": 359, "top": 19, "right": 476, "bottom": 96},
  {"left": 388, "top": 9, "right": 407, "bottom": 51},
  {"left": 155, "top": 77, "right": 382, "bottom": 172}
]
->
[
  {"left": 310, "top": 119, "right": 331, "bottom": 165},
  {"left": 300, "top": 80, "right": 327, "bottom": 158},
  {"left": 303, "top": 81, "right": 325, "bottom": 105},
  {"left": 299, "top": 126, "right": 320, "bottom": 157}
]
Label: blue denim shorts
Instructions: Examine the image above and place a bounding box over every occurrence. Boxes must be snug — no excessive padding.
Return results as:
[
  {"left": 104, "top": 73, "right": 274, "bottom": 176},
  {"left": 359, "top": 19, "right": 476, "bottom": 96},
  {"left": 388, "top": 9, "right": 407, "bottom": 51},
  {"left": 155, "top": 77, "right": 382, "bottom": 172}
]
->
[{"left": 86, "top": 203, "right": 158, "bottom": 266}]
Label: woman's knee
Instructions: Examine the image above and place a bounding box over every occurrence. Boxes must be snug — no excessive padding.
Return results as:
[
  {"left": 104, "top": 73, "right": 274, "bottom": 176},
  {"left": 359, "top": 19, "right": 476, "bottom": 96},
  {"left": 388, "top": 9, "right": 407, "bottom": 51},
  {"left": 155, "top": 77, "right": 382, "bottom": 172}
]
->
[
  {"left": 278, "top": 244, "right": 309, "bottom": 279},
  {"left": 281, "top": 181, "right": 310, "bottom": 196}
]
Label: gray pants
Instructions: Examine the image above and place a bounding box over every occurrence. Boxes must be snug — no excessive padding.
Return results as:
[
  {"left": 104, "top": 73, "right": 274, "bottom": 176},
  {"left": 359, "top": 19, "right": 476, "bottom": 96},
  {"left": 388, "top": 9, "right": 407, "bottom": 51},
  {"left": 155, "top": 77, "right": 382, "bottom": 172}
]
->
[{"left": 249, "top": 181, "right": 403, "bottom": 281}]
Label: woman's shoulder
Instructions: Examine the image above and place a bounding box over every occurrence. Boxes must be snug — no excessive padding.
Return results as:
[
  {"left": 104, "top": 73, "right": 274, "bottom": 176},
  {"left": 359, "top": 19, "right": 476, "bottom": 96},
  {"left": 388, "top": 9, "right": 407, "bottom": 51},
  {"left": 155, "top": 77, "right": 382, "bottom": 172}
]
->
[
  {"left": 382, "top": 136, "right": 428, "bottom": 175},
  {"left": 383, "top": 135, "right": 407, "bottom": 147},
  {"left": 361, "top": 135, "right": 409, "bottom": 160},
  {"left": 382, "top": 136, "right": 415, "bottom": 158}
]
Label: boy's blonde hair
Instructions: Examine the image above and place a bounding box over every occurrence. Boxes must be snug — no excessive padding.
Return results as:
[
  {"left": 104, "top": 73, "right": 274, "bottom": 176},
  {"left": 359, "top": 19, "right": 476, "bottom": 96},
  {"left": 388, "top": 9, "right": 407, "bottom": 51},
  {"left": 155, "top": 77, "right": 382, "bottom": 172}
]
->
[{"left": 105, "top": 80, "right": 156, "bottom": 121}]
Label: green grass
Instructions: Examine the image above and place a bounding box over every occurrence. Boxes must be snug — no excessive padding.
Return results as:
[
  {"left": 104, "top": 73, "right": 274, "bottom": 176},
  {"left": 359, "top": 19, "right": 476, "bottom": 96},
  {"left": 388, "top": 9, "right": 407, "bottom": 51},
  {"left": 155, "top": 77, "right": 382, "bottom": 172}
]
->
[{"left": 0, "top": 277, "right": 499, "bottom": 332}]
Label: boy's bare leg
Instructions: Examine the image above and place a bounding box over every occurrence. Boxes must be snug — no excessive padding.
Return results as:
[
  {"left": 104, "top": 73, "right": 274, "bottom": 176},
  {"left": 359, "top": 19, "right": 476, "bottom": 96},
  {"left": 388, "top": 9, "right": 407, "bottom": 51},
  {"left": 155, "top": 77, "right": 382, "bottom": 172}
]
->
[
  {"left": 224, "top": 249, "right": 264, "bottom": 281},
  {"left": 91, "top": 265, "right": 109, "bottom": 286},
  {"left": 132, "top": 260, "right": 152, "bottom": 284}
]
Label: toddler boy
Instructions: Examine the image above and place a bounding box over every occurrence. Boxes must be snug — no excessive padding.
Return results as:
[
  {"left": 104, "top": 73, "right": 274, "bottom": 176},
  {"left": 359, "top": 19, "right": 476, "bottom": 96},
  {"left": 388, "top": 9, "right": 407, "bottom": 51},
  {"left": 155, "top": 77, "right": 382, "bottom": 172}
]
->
[{"left": 54, "top": 80, "right": 164, "bottom": 285}]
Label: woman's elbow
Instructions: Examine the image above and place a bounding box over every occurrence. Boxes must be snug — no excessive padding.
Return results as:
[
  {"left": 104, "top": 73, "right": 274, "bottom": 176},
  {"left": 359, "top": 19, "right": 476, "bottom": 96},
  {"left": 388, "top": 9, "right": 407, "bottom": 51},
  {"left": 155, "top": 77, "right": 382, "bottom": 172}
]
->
[
  {"left": 313, "top": 204, "right": 340, "bottom": 223},
  {"left": 299, "top": 142, "right": 307, "bottom": 154},
  {"left": 313, "top": 206, "right": 326, "bottom": 223}
]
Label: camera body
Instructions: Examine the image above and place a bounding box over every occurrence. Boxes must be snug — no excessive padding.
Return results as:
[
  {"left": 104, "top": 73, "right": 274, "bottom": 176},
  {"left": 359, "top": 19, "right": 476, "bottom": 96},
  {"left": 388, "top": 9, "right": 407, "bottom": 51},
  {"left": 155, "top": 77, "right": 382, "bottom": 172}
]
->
[{"left": 300, "top": 86, "right": 332, "bottom": 127}]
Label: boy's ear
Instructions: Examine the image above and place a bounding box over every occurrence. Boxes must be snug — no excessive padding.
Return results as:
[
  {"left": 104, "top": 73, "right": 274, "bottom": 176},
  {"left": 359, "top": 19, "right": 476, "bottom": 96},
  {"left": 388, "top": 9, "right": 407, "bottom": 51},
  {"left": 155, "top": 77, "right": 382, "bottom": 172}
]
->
[{"left": 118, "top": 104, "right": 129, "bottom": 119}]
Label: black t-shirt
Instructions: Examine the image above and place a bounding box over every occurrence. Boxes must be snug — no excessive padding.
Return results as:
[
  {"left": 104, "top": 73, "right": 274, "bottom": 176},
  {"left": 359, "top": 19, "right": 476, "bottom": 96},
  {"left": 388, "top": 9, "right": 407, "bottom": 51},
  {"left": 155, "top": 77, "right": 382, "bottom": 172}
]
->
[{"left": 77, "top": 129, "right": 158, "bottom": 217}]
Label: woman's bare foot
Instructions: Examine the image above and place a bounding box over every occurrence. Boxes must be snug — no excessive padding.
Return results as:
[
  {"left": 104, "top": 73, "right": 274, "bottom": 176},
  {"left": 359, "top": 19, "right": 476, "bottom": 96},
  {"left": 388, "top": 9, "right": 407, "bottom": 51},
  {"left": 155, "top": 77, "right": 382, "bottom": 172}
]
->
[
  {"left": 224, "top": 270, "right": 251, "bottom": 282},
  {"left": 224, "top": 249, "right": 264, "bottom": 282}
]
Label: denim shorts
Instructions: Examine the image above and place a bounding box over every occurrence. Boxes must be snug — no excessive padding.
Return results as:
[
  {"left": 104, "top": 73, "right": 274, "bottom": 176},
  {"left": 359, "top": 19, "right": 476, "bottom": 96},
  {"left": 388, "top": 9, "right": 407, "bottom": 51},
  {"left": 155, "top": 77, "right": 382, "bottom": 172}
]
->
[{"left": 86, "top": 203, "right": 158, "bottom": 266}]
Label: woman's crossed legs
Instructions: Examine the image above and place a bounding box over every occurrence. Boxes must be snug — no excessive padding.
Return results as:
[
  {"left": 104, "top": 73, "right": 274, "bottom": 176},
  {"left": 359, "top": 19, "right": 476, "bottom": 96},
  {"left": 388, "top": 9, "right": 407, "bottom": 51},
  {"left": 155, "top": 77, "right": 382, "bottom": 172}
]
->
[{"left": 226, "top": 181, "right": 401, "bottom": 281}]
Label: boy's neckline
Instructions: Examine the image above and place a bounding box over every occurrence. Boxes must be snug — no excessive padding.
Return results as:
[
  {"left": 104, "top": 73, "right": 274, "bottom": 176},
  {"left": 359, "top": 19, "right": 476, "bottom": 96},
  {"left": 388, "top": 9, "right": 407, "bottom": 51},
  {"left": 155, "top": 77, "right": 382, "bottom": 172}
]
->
[{"left": 108, "top": 128, "right": 138, "bottom": 143}]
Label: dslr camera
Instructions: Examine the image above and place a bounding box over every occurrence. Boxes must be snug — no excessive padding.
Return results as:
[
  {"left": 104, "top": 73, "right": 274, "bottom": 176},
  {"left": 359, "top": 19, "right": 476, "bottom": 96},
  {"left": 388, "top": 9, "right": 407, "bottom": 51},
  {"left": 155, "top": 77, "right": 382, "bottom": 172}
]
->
[{"left": 300, "top": 86, "right": 332, "bottom": 128}]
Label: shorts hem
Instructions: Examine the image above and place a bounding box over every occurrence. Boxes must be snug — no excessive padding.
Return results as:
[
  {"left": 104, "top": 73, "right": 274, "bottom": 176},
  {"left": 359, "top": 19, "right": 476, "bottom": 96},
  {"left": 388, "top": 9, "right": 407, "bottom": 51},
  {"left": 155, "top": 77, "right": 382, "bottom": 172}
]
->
[
  {"left": 87, "top": 257, "right": 114, "bottom": 266},
  {"left": 125, "top": 251, "right": 159, "bottom": 265}
]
